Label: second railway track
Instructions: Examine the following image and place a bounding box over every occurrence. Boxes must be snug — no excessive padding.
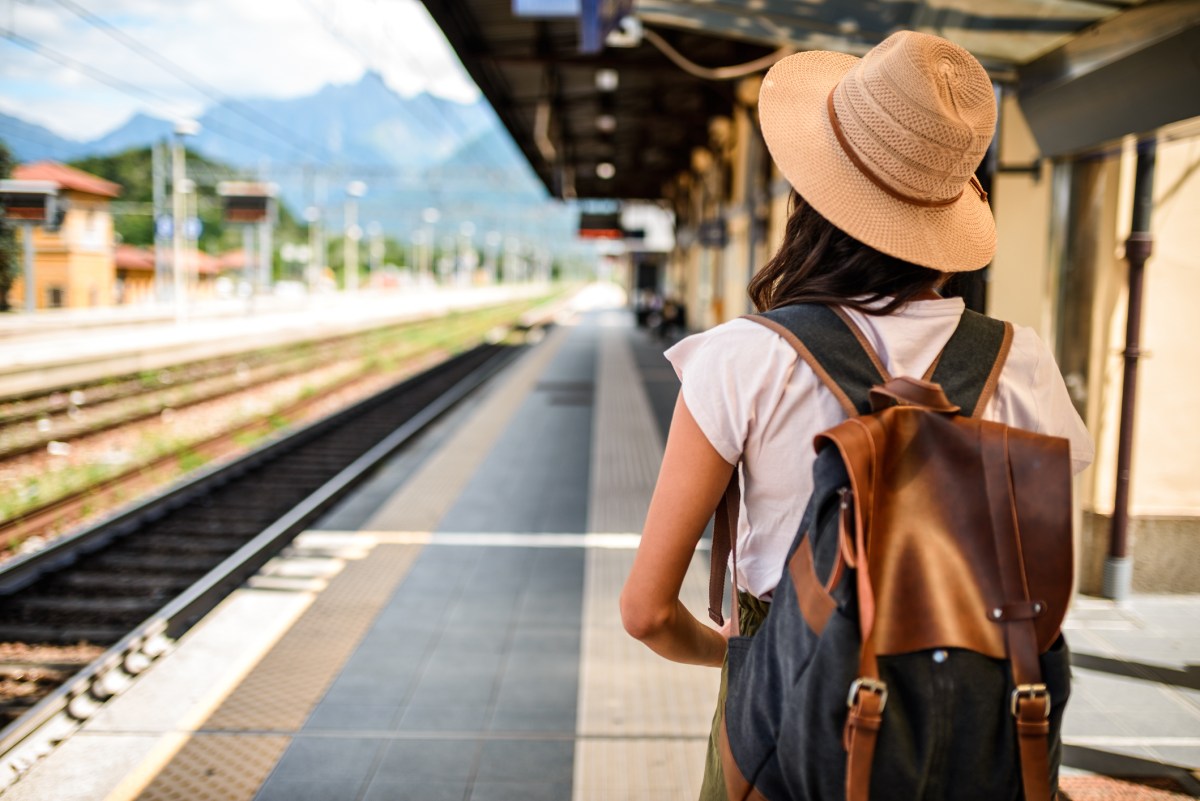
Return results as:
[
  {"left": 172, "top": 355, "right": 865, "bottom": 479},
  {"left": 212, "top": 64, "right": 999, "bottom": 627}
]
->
[{"left": 0, "top": 338, "right": 525, "bottom": 781}]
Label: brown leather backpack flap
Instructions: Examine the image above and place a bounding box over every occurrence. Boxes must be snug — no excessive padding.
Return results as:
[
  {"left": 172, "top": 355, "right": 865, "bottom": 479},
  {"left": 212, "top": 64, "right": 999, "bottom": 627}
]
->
[
  {"left": 819, "top": 410, "right": 1073, "bottom": 659},
  {"left": 1002, "top": 423, "right": 1075, "bottom": 650}
]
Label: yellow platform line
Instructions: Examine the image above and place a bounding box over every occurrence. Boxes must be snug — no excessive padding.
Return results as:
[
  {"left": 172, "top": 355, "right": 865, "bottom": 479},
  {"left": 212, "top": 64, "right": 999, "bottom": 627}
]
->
[
  {"left": 104, "top": 543, "right": 422, "bottom": 801},
  {"left": 363, "top": 323, "right": 572, "bottom": 533}
]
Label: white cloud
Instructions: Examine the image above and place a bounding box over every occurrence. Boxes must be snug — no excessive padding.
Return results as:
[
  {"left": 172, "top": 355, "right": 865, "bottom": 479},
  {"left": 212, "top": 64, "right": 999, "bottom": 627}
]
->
[{"left": 0, "top": 0, "right": 480, "bottom": 140}]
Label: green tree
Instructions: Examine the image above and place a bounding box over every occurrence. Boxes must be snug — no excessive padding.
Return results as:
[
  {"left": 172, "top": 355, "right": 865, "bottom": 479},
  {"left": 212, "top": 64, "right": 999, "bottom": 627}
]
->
[
  {"left": 71, "top": 145, "right": 232, "bottom": 252},
  {"left": 70, "top": 146, "right": 307, "bottom": 256},
  {"left": 0, "top": 140, "right": 17, "bottom": 311}
]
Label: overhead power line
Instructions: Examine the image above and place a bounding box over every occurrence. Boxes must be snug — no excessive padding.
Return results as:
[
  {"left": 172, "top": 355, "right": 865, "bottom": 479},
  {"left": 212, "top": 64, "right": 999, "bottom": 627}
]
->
[
  {"left": 0, "top": 27, "right": 312, "bottom": 164},
  {"left": 47, "top": 0, "right": 331, "bottom": 166},
  {"left": 0, "top": 27, "right": 188, "bottom": 116}
]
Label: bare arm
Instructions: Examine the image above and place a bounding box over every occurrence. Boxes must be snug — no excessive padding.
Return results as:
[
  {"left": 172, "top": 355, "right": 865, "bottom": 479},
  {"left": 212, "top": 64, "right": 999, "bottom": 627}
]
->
[{"left": 620, "top": 392, "right": 736, "bottom": 667}]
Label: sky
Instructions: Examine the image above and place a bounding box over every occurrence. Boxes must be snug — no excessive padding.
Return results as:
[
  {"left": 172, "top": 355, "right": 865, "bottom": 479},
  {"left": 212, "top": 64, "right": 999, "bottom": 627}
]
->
[{"left": 0, "top": 0, "right": 481, "bottom": 141}]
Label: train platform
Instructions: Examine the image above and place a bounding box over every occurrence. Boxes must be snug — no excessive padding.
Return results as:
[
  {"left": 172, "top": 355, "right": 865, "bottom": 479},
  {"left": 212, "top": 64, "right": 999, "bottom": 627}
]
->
[
  {"left": 0, "top": 284, "right": 552, "bottom": 398},
  {"left": 4, "top": 287, "right": 1198, "bottom": 800}
]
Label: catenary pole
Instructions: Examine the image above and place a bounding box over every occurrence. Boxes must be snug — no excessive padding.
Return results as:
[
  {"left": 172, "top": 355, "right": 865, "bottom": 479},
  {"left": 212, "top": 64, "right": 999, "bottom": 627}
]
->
[
  {"left": 171, "top": 121, "right": 198, "bottom": 321},
  {"left": 152, "top": 140, "right": 166, "bottom": 301},
  {"left": 172, "top": 133, "right": 186, "bottom": 321}
]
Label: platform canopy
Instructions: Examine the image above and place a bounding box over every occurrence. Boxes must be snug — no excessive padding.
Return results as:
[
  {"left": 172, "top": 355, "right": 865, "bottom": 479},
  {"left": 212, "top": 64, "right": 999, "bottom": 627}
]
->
[{"left": 424, "top": 0, "right": 1200, "bottom": 200}]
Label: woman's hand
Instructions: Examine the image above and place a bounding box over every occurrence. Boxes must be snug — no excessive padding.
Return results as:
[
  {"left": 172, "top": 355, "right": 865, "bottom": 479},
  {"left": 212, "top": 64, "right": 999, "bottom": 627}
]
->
[
  {"left": 716, "top": 612, "right": 738, "bottom": 642},
  {"left": 620, "top": 392, "right": 736, "bottom": 667}
]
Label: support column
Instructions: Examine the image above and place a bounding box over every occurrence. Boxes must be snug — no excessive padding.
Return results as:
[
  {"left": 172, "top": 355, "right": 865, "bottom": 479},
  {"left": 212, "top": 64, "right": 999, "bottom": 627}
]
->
[{"left": 1103, "top": 139, "right": 1157, "bottom": 601}]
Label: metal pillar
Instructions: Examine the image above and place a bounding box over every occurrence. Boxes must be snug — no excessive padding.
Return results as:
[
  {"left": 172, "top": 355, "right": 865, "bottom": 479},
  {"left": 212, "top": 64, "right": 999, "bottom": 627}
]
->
[
  {"left": 243, "top": 225, "right": 255, "bottom": 295},
  {"left": 171, "top": 135, "right": 188, "bottom": 322},
  {"left": 1103, "top": 139, "right": 1157, "bottom": 601},
  {"left": 344, "top": 197, "right": 359, "bottom": 293},
  {"left": 259, "top": 219, "right": 272, "bottom": 295},
  {"left": 152, "top": 140, "right": 166, "bottom": 302}
]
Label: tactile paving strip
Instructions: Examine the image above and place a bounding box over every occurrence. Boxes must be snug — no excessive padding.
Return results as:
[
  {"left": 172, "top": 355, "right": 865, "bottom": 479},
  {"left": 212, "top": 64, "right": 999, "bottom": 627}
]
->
[
  {"left": 132, "top": 734, "right": 290, "bottom": 801},
  {"left": 129, "top": 543, "right": 420, "bottom": 801},
  {"left": 575, "top": 322, "right": 721, "bottom": 800},
  {"left": 586, "top": 323, "right": 666, "bottom": 536},
  {"left": 575, "top": 549, "right": 717, "bottom": 801},
  {"left": 1061, "top": 776, "right": 1198, "bottom": 800}
]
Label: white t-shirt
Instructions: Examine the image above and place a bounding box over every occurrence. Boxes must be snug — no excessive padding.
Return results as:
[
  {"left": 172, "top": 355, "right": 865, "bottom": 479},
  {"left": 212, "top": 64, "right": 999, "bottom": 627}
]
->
[{"left": 664, "top": 297, "right": 1095, "bottom": 600}]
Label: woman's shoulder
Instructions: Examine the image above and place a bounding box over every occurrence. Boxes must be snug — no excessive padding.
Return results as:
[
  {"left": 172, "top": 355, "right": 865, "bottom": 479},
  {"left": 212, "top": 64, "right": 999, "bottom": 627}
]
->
[
  {"left": 1001, "top": 321, "right": 1055, "bottom": 381},
  {"left": 665, "top": 321, "right": 796, "bottom": 400},
  {"left": 991, "top": 320, "right": 1094, "bottom": 472},
  {"left": 666, "top": 317, "right": 798, "bottom": 365}
]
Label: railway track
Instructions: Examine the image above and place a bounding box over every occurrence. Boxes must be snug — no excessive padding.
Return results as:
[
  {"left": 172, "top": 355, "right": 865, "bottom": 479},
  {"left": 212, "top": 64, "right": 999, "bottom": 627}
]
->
[
  {"left": 0, "top": 340, "right": 524, "bottom": 779},
  {"left": 0, "top": 300, "right": 539, "bottom": 461},
  {"left": 0, "top": 299, "right": 553, "bottom": 549}
]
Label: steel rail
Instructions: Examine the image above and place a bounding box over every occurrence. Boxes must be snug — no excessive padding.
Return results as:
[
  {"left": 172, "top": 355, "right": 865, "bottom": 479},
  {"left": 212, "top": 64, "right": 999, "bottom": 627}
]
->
[{"left": 0, "top": 342, "right": 522, "bottom": 764}]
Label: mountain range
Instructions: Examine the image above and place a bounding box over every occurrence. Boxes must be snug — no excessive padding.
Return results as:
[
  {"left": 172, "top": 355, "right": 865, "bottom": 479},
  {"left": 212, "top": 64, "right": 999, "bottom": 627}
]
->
[{"left": 0, "top": 72, "right": 573, "bottom": 243}]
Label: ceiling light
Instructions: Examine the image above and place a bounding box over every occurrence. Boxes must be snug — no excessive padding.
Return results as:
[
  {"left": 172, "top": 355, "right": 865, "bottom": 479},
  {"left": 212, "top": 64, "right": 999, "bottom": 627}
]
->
[
  {"left": 596, "top": 114, "right": 616, "bottom": 133},
  {"left": 595, "top": 69, "right": 619, "bottom": 92},
  {"left": 596, "top": 162, "right": 616, "bottom": 180}
]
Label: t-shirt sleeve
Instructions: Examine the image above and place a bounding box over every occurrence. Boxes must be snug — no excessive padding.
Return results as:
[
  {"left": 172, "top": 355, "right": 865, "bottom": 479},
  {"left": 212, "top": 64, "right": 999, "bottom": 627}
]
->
[
  {"left": 998, "top": 326, "right": 1095, "bottom": 475},
  {"left": 664, "top": 320, "right": 797, "bottom": 465}
]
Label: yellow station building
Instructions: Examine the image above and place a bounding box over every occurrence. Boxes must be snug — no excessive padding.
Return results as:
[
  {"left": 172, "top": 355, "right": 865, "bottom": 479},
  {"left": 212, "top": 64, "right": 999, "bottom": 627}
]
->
[{"left": 8, "top": 161, "right": 121, "bottom": 310}]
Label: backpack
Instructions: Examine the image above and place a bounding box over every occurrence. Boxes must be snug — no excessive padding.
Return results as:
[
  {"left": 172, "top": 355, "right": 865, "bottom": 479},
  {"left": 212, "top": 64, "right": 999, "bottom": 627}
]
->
[{"left": 710, "top": 304, "right": 1074, "bottom": 801}]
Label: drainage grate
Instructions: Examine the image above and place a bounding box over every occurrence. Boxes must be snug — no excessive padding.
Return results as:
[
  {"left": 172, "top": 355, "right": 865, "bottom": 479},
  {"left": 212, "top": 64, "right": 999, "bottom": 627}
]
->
[{"left": 536, "top": 381, "right": 594, "bottom": 407}]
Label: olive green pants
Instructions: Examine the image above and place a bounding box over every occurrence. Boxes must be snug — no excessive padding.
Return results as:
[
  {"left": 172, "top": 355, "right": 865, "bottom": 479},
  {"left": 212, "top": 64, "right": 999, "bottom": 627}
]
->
[{"left": 699, "top": 593, "right": 771, "bottom": 801}]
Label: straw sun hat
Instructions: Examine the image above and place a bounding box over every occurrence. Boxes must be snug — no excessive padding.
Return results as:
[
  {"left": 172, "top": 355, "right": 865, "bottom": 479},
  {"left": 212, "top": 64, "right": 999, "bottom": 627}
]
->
[{"left": 758, "top": 30, "right": 997, "bottom": 272}]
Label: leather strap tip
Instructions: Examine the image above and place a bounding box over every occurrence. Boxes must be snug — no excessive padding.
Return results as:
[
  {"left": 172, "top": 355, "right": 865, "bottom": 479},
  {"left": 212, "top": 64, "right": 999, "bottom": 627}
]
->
[
  {"left": 848, "top": 714, "right": 883, "bottom": 734},
  {"left": 709, "top": 609, "right": 725, "bottom": 626}
]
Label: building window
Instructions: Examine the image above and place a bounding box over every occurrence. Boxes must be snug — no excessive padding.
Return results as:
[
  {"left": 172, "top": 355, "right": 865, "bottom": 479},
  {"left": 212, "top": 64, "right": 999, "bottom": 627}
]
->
[
  {"left": 46, "top": 286, "right": 65, "bottom": 308},
  {"left": 80, "top": 208, "right": 105, "bottom": 251}
]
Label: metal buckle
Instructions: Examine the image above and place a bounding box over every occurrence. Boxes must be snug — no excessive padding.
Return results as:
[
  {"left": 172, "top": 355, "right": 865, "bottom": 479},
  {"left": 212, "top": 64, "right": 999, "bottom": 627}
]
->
[
  {"left": 1010, "top": 683, "right": 1050, "bottom": 718},
  {"left": 847, "top": 677, "right": 888, "bottom": 712}
]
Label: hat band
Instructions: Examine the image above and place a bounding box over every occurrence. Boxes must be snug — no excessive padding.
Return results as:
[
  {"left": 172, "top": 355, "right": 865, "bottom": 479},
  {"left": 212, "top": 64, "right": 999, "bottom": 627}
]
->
[{"left": 826, "top": 90, "right": 987, "bottom": 209}]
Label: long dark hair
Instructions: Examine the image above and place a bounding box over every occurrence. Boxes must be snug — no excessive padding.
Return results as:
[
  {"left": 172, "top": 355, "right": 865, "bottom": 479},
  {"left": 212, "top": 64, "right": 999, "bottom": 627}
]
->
[{"left": 747, "top": 192, "right": 944, "bottom": 314}]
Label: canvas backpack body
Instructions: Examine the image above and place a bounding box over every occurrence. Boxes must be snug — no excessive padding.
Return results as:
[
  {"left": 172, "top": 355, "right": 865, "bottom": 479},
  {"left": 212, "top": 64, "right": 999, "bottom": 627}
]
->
[{"left": 711, "top": 304, "right": 1074, "bottom": 801}]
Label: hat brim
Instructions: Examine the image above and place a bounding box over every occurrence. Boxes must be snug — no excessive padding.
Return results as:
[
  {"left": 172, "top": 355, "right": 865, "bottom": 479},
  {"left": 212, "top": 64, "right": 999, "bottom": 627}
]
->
[{"left": 758, "top": 50, "right": 996, "bottom": 273}]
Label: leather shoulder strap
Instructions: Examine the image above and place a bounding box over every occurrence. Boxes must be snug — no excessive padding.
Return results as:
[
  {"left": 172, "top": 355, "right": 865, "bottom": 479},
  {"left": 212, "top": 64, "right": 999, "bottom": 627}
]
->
[
  {"left": 927, "top": 310, "right": 1014, "bottom": 418},
  {"left": 709, "top": 304, "right": 1013, "bottom": 623},
  {"left": 752, "top": 305, "right": 1014, "bottom": 419},
  {"left": 748, "top": 304, "right": 887, "bottom": 417}
]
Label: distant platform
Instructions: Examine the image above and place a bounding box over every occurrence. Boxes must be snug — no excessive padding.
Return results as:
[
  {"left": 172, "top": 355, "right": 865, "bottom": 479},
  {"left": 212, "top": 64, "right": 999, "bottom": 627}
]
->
[{"left": 0, "top": 284, "right": 555, "bottom": 399}]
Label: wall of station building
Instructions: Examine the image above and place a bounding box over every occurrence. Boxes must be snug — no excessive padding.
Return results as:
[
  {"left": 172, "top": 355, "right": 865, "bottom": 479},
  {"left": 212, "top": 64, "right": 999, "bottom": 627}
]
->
[
  {"left": 658, "top": 77, "right": 1200, "bottom": 593},
  {"left": 9, "top": 190, "right": 117, "bottom": 309}
]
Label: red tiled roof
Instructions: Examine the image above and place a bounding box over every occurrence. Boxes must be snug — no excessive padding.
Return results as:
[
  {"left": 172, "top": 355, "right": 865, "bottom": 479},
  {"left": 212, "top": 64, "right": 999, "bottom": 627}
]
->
[
  {"left": 115, "top": 244, "right": 155, "bottom": 272},
  {"left": 14, "top": 161, "right": 122, "bottom": 198},
  {"left": 116, "top": 245, "right": 221, "bottom": 275},
  {"left": 192, "top": 250, "right": 220, "bottom": 275},
  {"left": 217, "top": 249, "right": 249, "bottom": 270}
]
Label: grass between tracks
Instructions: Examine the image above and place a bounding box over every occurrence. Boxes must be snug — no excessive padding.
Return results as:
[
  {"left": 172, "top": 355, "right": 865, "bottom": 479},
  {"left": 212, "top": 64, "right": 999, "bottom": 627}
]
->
[{"left": 0, "top": 292, "right": 567, "bottom": 549}]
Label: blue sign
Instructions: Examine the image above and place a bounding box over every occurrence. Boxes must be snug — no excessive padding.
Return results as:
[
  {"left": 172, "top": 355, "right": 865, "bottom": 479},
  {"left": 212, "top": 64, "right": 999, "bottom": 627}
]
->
[
  {"left": 513, "top": 0, "right": 578, "bottom": 15},
  {"left": 580, "top": 0, "right": 633, "bottom": 54},
  {"left": 156, "top": 216, "right": 203, "bottom": 239}
]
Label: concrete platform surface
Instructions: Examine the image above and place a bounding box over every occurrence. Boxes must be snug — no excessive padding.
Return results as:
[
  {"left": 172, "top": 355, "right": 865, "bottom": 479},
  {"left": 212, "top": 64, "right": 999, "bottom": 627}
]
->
[{"left": 3, "top": 287, "right": 1197, "bottom": 800}]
